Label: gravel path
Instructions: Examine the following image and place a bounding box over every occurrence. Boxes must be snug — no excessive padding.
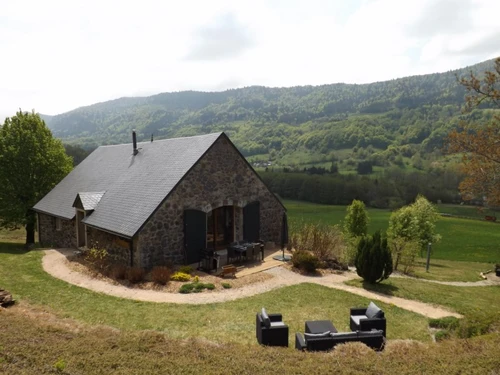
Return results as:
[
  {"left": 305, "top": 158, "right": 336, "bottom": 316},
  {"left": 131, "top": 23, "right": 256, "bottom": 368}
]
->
[{"left": 43, "top": 249, "right": 463, "bottom": 318}]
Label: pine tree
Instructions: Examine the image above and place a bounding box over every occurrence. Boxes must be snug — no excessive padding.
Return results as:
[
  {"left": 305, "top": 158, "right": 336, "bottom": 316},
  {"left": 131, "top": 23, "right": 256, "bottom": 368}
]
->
[{"left": 355, "top": 231, "right": 393, "bottom": 283}]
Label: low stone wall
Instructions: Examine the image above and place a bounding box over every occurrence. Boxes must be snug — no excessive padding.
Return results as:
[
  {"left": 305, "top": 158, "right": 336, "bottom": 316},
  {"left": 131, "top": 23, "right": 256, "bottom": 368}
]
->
[
  {"left": 38, "top": 213, "right": 76, "bottom": 248},
  {"left": 86, "top": 227, "right": 131, "bottom": 266}
]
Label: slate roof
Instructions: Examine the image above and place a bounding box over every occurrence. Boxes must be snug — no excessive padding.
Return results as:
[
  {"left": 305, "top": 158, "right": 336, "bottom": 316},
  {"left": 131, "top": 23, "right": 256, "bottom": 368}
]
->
[
  {"left": 73, "top": 192, "right": 105, "bottom": 211},
  {"left": 33, "top": 132, "right": 223, "bottom": 238}
]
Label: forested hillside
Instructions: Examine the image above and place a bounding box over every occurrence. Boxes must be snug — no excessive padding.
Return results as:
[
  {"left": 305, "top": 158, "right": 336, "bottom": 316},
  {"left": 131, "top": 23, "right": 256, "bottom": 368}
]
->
[{"left": 44, "top": 59, "right": 498, "bottom": 170}]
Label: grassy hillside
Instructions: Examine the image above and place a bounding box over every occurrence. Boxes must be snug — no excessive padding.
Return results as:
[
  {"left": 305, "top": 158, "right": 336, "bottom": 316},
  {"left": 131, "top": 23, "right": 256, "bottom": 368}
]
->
[
  {"left": 43, "top": 59, "right": 498, "bottom": 171},
  {"left": 285, "top": 200, "right": 500, "bottom": 263}
]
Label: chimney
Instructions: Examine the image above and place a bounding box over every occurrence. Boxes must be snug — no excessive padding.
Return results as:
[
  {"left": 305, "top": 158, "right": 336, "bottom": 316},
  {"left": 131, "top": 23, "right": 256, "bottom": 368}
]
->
[{"left": 132, "top": 130, "right": 138, "bottom": 155}]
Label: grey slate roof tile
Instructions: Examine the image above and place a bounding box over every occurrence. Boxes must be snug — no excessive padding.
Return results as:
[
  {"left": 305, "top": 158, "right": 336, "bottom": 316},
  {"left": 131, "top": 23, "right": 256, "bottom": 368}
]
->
[
  {"left": 33, "top": 132, "right": 222, "bottom": 238},
  {"left": 73, "top": 192, "right": 105, "bottom": 211}
]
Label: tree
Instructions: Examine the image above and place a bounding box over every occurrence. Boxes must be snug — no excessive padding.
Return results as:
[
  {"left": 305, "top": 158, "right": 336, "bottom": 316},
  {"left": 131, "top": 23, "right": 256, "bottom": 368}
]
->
[
  {"left": 448, "top": 57, "right": 500, "bottom": 206},
  {"left": 387, "top": 195, "right": 441, "bottom": 270},
  {"left": 354, "top": 230, "right": 392, "bottom": 283},
  {"left": 0, "top": 110, "right": 73, "bottom": 245},
  {"left": 344, "top": 199, "right": 369, "bottom": 237}
]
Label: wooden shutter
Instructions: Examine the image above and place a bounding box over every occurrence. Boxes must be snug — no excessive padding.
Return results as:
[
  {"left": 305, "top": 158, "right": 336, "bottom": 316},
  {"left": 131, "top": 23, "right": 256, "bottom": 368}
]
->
[
  {"left": 184, "top": 209, "right": 206, "bottom": 264},
  {"left": 243, "top": 201, "right": 260, "bottom": 242}
]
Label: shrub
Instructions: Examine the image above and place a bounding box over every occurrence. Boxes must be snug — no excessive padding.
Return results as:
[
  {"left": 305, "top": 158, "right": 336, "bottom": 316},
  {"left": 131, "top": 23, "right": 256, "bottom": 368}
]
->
[
  {"left": 355, "top": 230, "right": 393, "bottom": 284},
  {"left": 204, "top": 283, "right": 215, "bottom": 290},
  {"left": 53, "top": 358, "right": 66, "bottom": 372},
  {"left": 151, "top": 266, "right": 172, "bottom": 285},
  {"left": 84, "top": 246, "right": 109, "bottom": 273},
  {"left": 290, "top": 222, "right": 346, "bottom": 264},
  {"left": 126, "top": 267, "right": 145, "bottom": 283},
  {"left": 179, "top": 283, "right": 195, "bottom": 294},
  {"left": 193, "top": 275, "right": 200, "bottom": 283},
  {"left": 429, "top": 316, "right": 460, "bottom": 330},
  {"left": 178, "top": 265, "right": 194, "bottom": 275},
  {"left": 457, "top": 315, "right": 494, "bottom": 338},
  {"left": 389, "top": 237, "right": 420, "bottom": 274},
  {"left": 221, "top": 282, "right": 232, "bottom": 289},
  {"left": 109, "top": 264, "right": 127, "bottom": 280},
  {"left": 292, "top": 250, "right": 320, "bottom": 273},
  {"left": 434, "top": 330, "right": 450, "bottom": 342},
  {"left": 179, "top": 282, "right": 215, "bottom": 294},
  {"left": 171, "top": 272, "right": 191, "bottom": 282}
]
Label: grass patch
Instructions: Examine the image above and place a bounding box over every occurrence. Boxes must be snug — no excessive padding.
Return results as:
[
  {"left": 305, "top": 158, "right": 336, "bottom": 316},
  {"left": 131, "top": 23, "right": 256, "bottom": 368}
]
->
[
  {"left": 345, "top": 278, "right": 500, "bottom": 323},
  {"left": 0, "top": 247, "right": 430, "bottom": 344},
  {"left": 408, "top": 258, "right": 493, "bottom": 282},
  {"left": 1, "top": 308, "right": 499, "bottom": 374},
  {"left": 285, "top": 200, "right": 500, "bottom": 264}
]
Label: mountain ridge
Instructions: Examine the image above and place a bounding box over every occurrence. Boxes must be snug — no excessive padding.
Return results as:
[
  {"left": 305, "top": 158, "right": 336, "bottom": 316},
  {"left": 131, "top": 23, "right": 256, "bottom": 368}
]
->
[{"left": 44, "top": 58, "right": 497, "bottom": 169}]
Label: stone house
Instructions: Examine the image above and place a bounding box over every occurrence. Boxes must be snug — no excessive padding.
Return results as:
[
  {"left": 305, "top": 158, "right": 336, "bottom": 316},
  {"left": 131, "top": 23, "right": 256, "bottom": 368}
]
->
[{"left": 33, "top": 132, "right": 286, "bottom": 269}]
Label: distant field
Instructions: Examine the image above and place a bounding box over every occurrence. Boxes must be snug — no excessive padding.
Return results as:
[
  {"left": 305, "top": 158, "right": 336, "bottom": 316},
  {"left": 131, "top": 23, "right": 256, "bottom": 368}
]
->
[{"left": 284, "top": 200, "right": 500, "bottom": 264}]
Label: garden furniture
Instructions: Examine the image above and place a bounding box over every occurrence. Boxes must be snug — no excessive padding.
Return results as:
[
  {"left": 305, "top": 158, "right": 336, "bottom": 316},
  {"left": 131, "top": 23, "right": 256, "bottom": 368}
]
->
[
  {"left": 295, "top": 329, "right": 385, "bottom": 352},
  {"left": 350, "top": 301, "right": 387, "bottom": 337},
  {"left": 256, "top": 308, "right": 289, "bottom": 347}
]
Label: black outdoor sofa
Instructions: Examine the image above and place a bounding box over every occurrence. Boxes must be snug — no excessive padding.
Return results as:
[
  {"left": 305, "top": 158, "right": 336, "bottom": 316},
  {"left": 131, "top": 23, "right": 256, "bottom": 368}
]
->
[{"left": 295, "top": 329, "right": 385, "bottom": 351}]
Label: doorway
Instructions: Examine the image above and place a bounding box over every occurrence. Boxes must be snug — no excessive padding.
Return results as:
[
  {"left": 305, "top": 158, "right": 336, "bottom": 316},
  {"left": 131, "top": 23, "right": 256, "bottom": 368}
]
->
[
  {"left": 76, "top": 210, "right": 86, "bottom": 248},
  {"left": 207, "top": 206, "right": 234, "bottom": 249}
]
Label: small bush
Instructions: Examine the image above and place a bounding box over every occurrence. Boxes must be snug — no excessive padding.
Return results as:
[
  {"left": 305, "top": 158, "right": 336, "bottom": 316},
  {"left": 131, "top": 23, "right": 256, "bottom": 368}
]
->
[
  {"left": 179, "top": 282, "right": 215, "bottom": 293},
  {"left": 109, "top": 264, "right": 127, "bottom": 280},
  {"left": 151, "top": 266, "right": 172, "bottom": 285},
  {"left": 291, "top": 250, "right": 320, "bottom": 273},
  {"left": 85, "top": 246, "right": 109, "bottom": 273},
  {"left": 434, "top": 330, "right": 450, "bottom": 342},
  {"left": 179, "top": 283, "right": 195, "bottom": 294},
  {"left": 178, "top": 265, "right": 194, "bottom": 275},
  {"left": 171, "top": 272, "right": 191, "bottom": 282},
  {"left": 221, "top": 282, "right": 232, "bottom": 289},
  {"left": 193, "top": 275, "right": 200, "bottom": 283},
  {"left": 126, "top": 267, "right": 145, "bottom": 283},
  {"left": 290, "top": 222, "right": 347, "bottom": 264},
  {"left": 53, "top": 358, "right": 66, "bottom": 372},
  {"left": 457, "top": 315, "right": 494, "bottom": 338},
  {"left": 429, "top": 316, "right": 460, "bottom": 330}
]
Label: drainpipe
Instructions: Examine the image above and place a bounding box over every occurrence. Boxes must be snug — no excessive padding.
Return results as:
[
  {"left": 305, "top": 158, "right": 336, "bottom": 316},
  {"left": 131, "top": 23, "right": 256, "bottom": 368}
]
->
[{"left": 129, "top": 239, "right": 134, "bottom": 267}]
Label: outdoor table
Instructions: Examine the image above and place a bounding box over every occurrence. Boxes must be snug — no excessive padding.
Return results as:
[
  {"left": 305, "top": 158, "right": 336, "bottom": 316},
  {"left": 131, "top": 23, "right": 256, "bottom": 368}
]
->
[{"left": 305, "top": 320, "right": 337, "bottom": 334}]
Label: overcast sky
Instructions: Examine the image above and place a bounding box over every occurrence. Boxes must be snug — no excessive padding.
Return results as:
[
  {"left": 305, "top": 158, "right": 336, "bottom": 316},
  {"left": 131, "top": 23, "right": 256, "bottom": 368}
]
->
[{"left": 1, "top": 0, "right": 499, "bottom": 120}]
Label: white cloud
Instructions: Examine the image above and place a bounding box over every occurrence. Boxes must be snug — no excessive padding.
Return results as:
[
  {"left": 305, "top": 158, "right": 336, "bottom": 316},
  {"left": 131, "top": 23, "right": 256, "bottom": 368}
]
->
[{"left": 0, "top": 0, "right": 499, "bottom": 120}]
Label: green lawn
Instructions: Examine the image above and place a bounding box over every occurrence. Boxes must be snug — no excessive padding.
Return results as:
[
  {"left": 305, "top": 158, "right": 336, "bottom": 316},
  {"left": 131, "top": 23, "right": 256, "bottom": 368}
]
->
[
  {"left": 285, "top": 200, "right": 500, "bottom": 264},
  {"left": 345, "top": 278, "right": 500, "bottom": 324},
  {"left": 437, "top": 204, "right": 498, "bottom": 220},
  {"left": 0, "top": 245, "right": 430, "bottom": 344}
]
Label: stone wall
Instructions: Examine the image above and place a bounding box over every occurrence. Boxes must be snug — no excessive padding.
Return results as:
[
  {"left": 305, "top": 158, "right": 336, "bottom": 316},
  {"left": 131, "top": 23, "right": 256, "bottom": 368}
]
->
[
  {"left": 137, "top": 135, "right": 285, "bottom": 268},
  {"left": 38, "top": 213, "right": 76, "bottom": 248},
  {"left": 86, "top": 227, "right": 136, "bottom": 266}
]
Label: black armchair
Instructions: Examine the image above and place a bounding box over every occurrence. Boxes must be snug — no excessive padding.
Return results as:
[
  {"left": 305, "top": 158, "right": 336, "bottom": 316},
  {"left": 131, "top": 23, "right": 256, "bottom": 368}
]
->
[
  {"left": 350, "top": 302, "right": 387, "bottom": 337},
  {"left": 256, "top": 308, "right": 289, "bottom": 347}
]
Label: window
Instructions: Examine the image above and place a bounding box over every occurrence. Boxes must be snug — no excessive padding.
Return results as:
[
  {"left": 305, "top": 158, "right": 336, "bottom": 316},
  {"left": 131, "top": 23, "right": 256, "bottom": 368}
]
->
[
  {"left": 55, "top": 217, "right": 62, "bottom": 231},
  {"left": 206, "top": 206, "right": 234, "bottom": 249}
]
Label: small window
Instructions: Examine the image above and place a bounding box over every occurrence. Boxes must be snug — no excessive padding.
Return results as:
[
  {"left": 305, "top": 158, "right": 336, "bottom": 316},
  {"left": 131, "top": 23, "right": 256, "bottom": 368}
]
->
[{"left": 55, "top": 217, "right": 62, "bottom": 231}]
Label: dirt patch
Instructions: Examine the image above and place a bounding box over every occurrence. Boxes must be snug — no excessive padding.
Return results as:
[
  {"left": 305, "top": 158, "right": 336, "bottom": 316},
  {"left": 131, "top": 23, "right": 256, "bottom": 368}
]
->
[{"left": 65, "top": 253, "right": 273, "bottom": 294}]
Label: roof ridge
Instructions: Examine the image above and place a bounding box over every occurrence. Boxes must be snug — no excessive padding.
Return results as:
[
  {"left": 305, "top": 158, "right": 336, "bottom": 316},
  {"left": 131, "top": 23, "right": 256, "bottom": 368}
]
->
[{"left": 98, "top": 132, "right": 223, "bottom": 148}]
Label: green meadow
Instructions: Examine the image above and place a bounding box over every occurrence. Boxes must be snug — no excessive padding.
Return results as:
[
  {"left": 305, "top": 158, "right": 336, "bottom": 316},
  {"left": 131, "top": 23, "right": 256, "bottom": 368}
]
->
[{"left": 285, "top": 200, "right": 500, "bottom": 264}]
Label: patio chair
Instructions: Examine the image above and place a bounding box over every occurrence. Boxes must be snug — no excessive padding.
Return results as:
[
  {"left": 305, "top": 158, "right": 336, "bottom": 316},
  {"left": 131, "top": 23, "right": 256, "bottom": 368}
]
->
[
  {"left": 350, "top": 301, "right": 387, "bottom": 337},
  {"left": 256, "top": 308, "right": 289, "bottom": 347}
]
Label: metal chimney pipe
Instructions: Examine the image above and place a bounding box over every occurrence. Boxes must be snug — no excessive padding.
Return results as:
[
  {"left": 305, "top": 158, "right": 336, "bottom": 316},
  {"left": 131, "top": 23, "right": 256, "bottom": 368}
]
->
[{"left": 132, "top": 130, "right": 138, "bottom": 155}]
